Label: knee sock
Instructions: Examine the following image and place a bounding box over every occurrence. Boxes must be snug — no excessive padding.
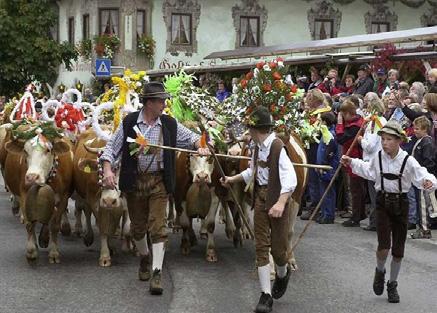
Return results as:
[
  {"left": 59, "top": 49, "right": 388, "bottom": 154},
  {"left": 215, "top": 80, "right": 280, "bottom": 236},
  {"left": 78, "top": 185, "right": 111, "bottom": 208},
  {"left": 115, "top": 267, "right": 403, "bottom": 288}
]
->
[
  {"left": 376, "top": 257, "right": 387, "bottom": 272},
  {"left": 152, "top": 242, "right": 165, "bottom": 271},
  {"left": 276, "top": 264, "right": 287, "bottom": 279},
  {"left": 258, "top": 265, "right": 271, "bottom": 295},
  {"left": 390, "top": 259, "right": 402, "bottom": 282},
  {"left": 135, "top": 237, "right": 149, "bottom": 256}
]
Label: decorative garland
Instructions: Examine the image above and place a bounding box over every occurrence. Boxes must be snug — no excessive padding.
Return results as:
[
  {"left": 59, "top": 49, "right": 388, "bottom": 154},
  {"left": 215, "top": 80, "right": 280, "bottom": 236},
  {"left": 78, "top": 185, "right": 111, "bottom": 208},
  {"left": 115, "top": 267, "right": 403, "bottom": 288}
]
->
[
  {"left": 10, "top": 84, "right": 37, "bottom": 122},
  {"left": 11, "top": 119, "right": 64, "bottom": 142}
]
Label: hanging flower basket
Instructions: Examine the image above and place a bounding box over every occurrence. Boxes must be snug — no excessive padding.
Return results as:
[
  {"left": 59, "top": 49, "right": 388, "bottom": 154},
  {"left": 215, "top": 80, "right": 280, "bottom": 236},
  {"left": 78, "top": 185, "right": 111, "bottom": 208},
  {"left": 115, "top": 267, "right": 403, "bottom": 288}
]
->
[
  {"left": 93, "top": 34, "right": 121, "bottom": 59},
  {"left": 137, "top": 35, "right": 156, "bottom": 61}
]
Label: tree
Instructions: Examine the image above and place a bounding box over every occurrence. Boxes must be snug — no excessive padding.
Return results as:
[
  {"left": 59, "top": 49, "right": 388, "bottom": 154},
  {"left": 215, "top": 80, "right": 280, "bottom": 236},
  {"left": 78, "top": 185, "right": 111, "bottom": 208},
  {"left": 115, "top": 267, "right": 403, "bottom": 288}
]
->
[{"left": 0, "top": 0, "right": 78, "bottom": 97}]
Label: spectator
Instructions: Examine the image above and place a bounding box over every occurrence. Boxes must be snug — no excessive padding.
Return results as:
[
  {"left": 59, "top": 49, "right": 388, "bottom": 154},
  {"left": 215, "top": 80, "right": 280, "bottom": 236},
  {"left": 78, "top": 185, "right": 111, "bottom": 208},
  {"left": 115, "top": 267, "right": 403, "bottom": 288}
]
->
[
  {"left": 83, "top": 88, "right": 96, "bottom": 103},
  {"left": 373, "top": 68, "right": 389, "bottom": 97},
  {"left": 301, "top": 89, "right": 332, "bottom": 220},
  {"left": 399, "top": 81, "right": 410, "bottom": 91},
  {"left": 409, "top": 81, "right": 425, "bottom": 103},
  {"left": 358, "top": 94, "right": 387, "bottom": 231},
  {"left": 399, "top": 92, "right": 437, "bottom": 146},
  {"left": 336, "top": 99, "right": 367, "bottom": 227},
  {"left": 316, "top": 112, "right": 340, "bottom": 224},
  {"left": 410, "top": 116, "right": 436, "bottom": 239},
  {"left": 318, "top": 68, "right": 343, "bottom": 96},
  {"left": 426, "top": 68, "right": 437, "bottom": 93},
  {"left": 354, "top": 64, "right": 374, "bottom": 96},
  {"left": 308, "top": 67, "right": 323, "bottom": 90},
  {"left": 343, "top": 74, "right": 355, "bottom": 95},
  {"left": 388, "top": 69, "right": 400, "bottom": 90},
  {"left": 216, "top": 80, "right": 230, "bottom": 103}
]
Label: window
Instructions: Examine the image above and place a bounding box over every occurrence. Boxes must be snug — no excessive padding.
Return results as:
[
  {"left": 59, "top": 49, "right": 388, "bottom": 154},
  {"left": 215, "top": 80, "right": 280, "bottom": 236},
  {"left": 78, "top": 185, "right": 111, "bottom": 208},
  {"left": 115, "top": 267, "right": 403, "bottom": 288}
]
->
[
  {"left": 99, "top": 9, "right": 119, "bottom": 35},
  {"left": 371, "top": 22, "right": 390, "bottom": 34},
  {"left": 314, "top": 19, "right": 334, "bottom": 40},
  {"left": 68, "top": 17, "right": 75, "bottom": 44},
  {"left": 171, "top": 13, "right": 192, "bottom": 45},
  {"left": 239, "top": 16, "right": 260, "bottom": 47},
  {"left": 307, "top": 1, "right": 341, "bottom": 41},
  {"left": 137, "top": 10, "right": 146, "bottom": 38},
  {"left": 82, "top": 14, "right": 90, "bottom": 40}
]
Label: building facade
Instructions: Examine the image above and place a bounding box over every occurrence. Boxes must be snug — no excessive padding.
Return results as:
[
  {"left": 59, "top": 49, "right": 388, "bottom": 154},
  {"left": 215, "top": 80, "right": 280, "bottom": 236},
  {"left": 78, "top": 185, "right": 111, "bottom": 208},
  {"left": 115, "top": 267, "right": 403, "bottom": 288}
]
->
[{"left": 55, "top": 0, "right": 437, "bottom": 88}]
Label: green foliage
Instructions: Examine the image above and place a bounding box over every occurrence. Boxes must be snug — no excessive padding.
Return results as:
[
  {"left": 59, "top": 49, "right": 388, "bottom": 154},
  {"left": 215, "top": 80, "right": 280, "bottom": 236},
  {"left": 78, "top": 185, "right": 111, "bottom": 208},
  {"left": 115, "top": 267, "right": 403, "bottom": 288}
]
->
[
  {"left": 0, "top": 0, "right": 78, "bottom": 97},
  {"left": 137, "top": 35, "right": 156, "bottom": 60},
  {"left": 77, "top": 39, "right": 92, "bottom": 60},
  {"left": 12, "top": 119, "right": 64, "bottom": 142}
]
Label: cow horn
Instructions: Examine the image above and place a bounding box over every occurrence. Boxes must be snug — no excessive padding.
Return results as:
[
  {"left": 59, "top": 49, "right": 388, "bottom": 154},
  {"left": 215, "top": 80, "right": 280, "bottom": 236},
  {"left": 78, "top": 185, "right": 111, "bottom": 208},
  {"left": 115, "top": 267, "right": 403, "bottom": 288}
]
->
[
  {"left": 83, "top": 140, "right": 104, "bottom": 154},
  {"left": 92, "top": 102, "right": 113, "bottom": 141}
]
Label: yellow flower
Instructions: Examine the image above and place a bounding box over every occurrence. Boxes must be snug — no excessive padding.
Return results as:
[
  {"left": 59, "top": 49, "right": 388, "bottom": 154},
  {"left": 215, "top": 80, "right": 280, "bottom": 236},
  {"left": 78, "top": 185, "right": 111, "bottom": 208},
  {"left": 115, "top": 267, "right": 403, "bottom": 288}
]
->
[
  {"left": 138, "top": 71, "right": 146, "bottom": 77},
  {"left": 124, "top": 69, "right": 133, "bottom": 77},
  {"left": 130, "top": 74, "right": 140, "bottom": 81}
]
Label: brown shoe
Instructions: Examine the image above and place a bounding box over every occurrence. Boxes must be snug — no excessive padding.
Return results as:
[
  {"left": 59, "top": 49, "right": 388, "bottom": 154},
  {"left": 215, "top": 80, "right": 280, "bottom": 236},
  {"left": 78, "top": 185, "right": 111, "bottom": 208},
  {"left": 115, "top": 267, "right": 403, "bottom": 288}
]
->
[
  {"left": 149, "top": 269, "right": 163, "bottom": 295},
  {"left": 138, "top": 255, "right": 151, "bottom": 281}
]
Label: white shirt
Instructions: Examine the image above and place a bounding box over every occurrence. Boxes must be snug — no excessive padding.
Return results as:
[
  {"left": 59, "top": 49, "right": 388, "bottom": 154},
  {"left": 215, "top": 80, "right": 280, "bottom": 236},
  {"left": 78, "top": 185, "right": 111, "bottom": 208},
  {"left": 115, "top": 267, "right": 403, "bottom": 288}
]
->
[
  {"left": 350, "top": 148, "right": 437, "bottom": 193},
  {"left": 360, "top": 116, "right": 387, "bottom": 162},
  {"left": 241, "top": 133, "right": 297, "bottom": 194}
]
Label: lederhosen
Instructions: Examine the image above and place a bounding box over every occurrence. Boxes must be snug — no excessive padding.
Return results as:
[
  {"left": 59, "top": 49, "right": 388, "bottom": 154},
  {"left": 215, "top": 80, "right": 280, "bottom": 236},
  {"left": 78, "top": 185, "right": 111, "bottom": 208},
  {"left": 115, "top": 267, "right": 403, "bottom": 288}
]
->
[{"left": 375, "top": 151, "right": 409, "bottom": 258}]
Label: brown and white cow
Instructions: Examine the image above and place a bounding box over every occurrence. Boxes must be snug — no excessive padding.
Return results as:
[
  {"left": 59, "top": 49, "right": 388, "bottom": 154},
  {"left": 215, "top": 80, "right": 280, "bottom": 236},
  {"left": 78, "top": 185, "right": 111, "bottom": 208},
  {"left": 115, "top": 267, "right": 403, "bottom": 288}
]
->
[
  {"left": 73, "top": 128, "right": 132, "bottom": 267},
  {"left": 174, "top": 152, "right": 224, "bottom": 262},
  {"left": 2, "top": 125, "right": 73, "bottom": 264}
]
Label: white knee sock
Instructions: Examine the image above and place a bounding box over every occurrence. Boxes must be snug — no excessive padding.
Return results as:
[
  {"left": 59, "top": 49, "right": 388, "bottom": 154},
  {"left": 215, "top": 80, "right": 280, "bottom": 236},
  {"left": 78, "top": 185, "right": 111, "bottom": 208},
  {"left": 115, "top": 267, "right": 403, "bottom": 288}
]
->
[
  {"left": 376, "top": 257, "right": 386, "bottom": 272},
  {"left": 390, "top": 259, "right": 402, "bottom": 282},
  {"left": 135, "top": 237, "right": 149, "bottom": 256},
  {"left": 258, "top": 265, "right": 271, "bottom": 295},
  {"left": 276, "top": 264, "right": 287, "bottom": 278},
  {"left": 152, "top": 242, "right": 165, "bottom": 271}
]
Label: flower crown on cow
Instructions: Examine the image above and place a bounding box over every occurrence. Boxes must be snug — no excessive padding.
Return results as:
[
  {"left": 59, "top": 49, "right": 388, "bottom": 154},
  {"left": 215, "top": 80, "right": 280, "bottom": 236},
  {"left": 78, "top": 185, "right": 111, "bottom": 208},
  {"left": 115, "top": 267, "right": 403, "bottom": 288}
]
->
[
  {"left": 11, "top": 119, "right": 64, "bottom": 151},
  {"left": 232, "top": 58, "right": 304, "bottom": 133}
]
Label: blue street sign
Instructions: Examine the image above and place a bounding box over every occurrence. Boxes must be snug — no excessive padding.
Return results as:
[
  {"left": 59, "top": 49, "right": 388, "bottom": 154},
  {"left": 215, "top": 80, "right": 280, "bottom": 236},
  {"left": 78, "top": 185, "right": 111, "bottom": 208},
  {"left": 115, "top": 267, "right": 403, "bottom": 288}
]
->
[{"left": 96, "top": 59, "right": 111, "bottom": 77}]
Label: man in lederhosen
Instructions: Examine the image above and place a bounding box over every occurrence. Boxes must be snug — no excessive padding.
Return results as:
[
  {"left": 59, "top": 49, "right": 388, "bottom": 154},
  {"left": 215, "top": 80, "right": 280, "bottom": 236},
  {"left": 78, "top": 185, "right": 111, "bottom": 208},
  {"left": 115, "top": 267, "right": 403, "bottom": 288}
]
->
[
  {"left": 221, "top": 106, "right": 297, "bottom": 313},
  {"left": 100, "top": 82, "right": 210, "bottom": 295},
  {"left": 341, "top": 120, "right": 437, "bottom": 303}
]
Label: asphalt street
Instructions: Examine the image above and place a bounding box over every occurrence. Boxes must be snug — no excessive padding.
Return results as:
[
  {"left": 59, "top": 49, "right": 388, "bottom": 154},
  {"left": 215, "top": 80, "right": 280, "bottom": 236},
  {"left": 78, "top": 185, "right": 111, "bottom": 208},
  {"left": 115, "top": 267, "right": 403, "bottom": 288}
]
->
[{"left": 0, "top": 187, "right": 436, "bottom": 313}]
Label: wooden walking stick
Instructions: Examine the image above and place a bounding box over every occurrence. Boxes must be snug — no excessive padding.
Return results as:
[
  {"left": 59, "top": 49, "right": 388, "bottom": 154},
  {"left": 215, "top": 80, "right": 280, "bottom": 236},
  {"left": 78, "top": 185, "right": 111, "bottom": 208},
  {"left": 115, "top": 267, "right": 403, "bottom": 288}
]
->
[
  {"left": 197, "top": 122, "right": 256, "bottom": 240},
  {"left": 290, "top": 119, "right": 369, "bottom": 253}
]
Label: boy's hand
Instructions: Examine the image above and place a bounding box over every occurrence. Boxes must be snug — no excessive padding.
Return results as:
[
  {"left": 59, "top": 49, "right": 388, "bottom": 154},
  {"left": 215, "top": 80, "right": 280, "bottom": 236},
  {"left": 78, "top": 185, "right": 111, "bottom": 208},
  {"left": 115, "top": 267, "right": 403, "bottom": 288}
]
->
[
  {"left": 220, "top": 176, "right": 232, "bottom": 188},
  {"left": 357, "top": 136, "right": 363, "bottom": 144},
  {"left": 269, "top": 202, "right": 285, "bottom": 218},
  {"left": 340, "top": 155, "right": 352, "bottom": 167},
  {"left": 423, "top": 179, "right": 434, "bottom": 190}
]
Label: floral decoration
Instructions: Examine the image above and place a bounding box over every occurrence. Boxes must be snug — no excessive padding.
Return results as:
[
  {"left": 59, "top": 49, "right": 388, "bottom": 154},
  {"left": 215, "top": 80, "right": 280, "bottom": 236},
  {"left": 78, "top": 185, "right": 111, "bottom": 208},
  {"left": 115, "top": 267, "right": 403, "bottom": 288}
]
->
[
  {"left": 137, "top": 35, "right": 156, "bottom": 60},
  {"left": 93, "top": 34, "right": 121, "bottom": 59}
]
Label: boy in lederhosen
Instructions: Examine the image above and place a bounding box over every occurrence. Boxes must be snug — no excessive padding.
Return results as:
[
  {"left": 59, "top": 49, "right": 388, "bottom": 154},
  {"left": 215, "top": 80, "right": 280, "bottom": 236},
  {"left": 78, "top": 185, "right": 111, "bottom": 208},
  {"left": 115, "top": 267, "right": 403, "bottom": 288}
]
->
[
  {"left": 221, "top": 106, "right": 297, "bottom": 313},
  {"left": 341, "top": 120, "right": 437, "bottom": 303}
]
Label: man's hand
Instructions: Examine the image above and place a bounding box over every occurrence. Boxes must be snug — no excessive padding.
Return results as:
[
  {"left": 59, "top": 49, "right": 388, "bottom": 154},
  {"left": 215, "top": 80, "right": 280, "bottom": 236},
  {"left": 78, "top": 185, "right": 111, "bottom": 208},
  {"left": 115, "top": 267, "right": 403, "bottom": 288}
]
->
[
  {"left": 269, "top": 202, "right": 285, "bottom": 218},
  {"left": 340, "top": 155, "right": 352, "bottom": 167},
  {"left": 220, "top": 176, "right": 232, "bottom": 188},
  {"left": 357, "top": 135, "right": 363, "bottom": 144},
  {"left": 197, "top": 147, "right": 210, "bottom": 156},
  {"left": 423, "top": 179, "right": 434, "bottom": 190},
  {"left": 102, "top": 167, "right": 117, "bottom": 189}
]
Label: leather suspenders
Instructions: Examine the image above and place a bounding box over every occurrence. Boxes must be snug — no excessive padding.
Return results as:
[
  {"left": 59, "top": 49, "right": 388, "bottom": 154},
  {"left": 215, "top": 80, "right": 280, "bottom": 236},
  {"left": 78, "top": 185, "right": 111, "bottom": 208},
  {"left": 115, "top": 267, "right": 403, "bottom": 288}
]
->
[{"left": 378, "top": 151, "right": 409, "bottom": 194}]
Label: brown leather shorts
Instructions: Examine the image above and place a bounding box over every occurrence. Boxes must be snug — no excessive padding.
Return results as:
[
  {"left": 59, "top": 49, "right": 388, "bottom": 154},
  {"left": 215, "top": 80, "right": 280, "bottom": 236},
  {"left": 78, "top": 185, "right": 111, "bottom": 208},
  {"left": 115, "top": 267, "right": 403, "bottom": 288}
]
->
[{"left": 376, "top": 192, "right": 409, "bottom": 258}]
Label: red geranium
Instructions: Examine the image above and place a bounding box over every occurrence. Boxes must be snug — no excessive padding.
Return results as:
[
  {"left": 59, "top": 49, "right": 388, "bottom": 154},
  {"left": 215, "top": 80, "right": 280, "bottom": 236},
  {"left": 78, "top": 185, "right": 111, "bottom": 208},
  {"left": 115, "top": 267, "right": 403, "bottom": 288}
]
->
[
  {"left": 245, "top": 71, "right": 254, "bottom": 80},
  {"left": 256, "top": 61, "right": 265, "bottom": 69},
  {"left": 290, "top": 85, "right": 298, "bottom": 93},
  {"left": 262, "top": 84, "right": 272, "bottom": 92},
  {"left": 272, "top": 72, "right": 282, "bottom": 80},
  {"left": 240, "top": 79, "right": 248, "bottom": 88},
  {"left": 269, "top": 61, "right": 277, "bottom": 69}
]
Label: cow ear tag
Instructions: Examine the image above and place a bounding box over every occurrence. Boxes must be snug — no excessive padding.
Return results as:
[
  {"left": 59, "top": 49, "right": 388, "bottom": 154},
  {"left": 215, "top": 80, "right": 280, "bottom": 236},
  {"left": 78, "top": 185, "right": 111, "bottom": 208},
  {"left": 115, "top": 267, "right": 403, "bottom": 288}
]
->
[{"left": 84, "top": 165, "right": 91, "bottom": 173}]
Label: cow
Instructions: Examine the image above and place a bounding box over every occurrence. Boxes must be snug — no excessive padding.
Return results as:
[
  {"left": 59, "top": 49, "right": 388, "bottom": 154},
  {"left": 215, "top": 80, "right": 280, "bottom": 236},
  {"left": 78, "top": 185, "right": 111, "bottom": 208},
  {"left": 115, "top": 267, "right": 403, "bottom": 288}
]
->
[
  {"left": 73, "top": 128, "right": 132, "bottom": 266},
  {"left": 2, "top": 123, "right": 73, "bottom": 264},
  {"left": 174, "top": 152, "right": 225, "bottom": 262}
]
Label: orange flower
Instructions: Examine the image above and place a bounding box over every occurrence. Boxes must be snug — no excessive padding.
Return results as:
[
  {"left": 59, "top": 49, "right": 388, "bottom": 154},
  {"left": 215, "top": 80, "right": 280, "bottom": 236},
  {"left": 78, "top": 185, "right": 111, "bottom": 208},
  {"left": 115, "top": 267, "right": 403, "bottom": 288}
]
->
[
  {"left": 240, "top": 79, "right": 248, "bottom": 88},
  {"left": 200, "top": 132, "right": 208, "bottom": 148},
  {"left": 262, "top": 84, "right": 272, "bottom": 92},
  {"left": 135, "top": 134, "right": 148, "bottom": 146},
  {"left": 245, "top": 71, "right": 254, "bottom": 80},
  {"left": 270, "top": 104, "right": 276, "bottom": 112},
  {"left": 276, "top": 57, "right": 284, "bottom": 63},
  {"left": 272, "top": 72, "right": 282, "bottom": 80},
  {"left": 290, "top": 85, "right": 298, "bottom": 93},
  {"left": 273, "top": 80, "right": 283, "bottom": 89}
]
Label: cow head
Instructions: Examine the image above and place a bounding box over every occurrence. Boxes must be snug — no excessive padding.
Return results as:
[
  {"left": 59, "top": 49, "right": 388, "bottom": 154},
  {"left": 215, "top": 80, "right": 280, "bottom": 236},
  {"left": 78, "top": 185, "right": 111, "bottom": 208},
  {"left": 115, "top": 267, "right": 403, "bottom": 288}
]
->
[
  {"left": 6, "top": 138, "right": 70, "bottom": 186},
  {"left": 189, "top": 155, "right": 214, "bottom": 184}
]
